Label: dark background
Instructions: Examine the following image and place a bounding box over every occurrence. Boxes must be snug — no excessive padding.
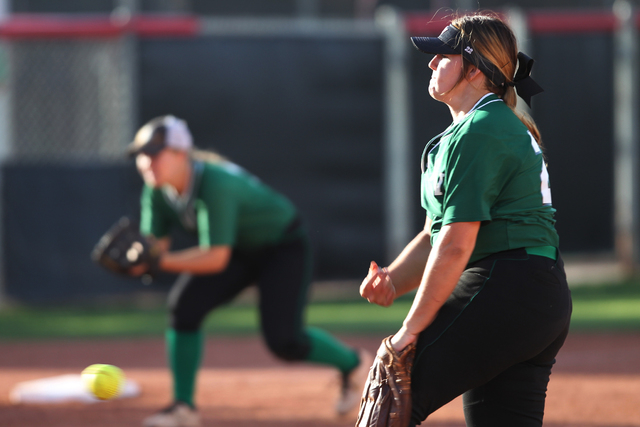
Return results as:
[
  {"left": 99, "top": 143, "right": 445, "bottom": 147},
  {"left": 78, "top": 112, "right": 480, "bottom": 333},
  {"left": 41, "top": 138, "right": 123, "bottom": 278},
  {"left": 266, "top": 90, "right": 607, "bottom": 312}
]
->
[
  {"left": 1, "top": 1, "right": 629, "bottom": 303},
  {"left": 9, "top": 0, "right": 630, "bottom": 15}
]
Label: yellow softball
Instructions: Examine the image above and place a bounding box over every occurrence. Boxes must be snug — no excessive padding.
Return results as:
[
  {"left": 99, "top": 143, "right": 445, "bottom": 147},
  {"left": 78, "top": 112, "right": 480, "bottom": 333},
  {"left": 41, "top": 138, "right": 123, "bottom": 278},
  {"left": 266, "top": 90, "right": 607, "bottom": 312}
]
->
[{"left": 81, "top": 364, "right": 125, "bottom": 400}]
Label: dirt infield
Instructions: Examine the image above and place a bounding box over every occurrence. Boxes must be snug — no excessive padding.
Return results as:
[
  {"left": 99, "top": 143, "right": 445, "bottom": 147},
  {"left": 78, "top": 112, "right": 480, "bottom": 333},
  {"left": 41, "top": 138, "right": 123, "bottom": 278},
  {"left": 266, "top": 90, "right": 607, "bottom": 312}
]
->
[{"left": 1, "top": 332, "right": 639, "bottom": 427}]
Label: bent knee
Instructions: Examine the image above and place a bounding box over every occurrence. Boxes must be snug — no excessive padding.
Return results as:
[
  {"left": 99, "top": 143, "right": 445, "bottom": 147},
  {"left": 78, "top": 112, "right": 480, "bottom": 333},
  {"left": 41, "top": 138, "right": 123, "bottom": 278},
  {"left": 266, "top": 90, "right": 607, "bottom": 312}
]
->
[
  {"left": 265, "top": 337, "right": 310, "bottom": 361},
  {"left": 169, "top": 308, "right": 205, "bottom": 331}
]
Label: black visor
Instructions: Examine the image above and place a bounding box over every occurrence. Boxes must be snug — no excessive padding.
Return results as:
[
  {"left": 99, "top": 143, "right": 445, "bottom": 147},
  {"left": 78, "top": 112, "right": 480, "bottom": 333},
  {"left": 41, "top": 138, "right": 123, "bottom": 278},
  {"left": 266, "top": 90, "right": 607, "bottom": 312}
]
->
[
  {"left": 410, "top": 24, "right": 544, "bottom": 107},
  {"left": 411, "top": 25, "right": 462, "bottom": 55},
  {"left": 411, "top": 25, "right": 505, "bottom": 87}
]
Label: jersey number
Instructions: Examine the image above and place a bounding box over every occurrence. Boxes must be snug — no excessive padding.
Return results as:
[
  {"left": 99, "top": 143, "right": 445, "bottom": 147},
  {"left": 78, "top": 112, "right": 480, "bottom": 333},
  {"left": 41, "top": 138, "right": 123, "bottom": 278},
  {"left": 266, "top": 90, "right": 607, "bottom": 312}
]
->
[
  {"left": 434, "top": 172, "right": 444, "bottom": 196},
  {"left": 530, "top": 132, "right": 552, "bottom": 205}
]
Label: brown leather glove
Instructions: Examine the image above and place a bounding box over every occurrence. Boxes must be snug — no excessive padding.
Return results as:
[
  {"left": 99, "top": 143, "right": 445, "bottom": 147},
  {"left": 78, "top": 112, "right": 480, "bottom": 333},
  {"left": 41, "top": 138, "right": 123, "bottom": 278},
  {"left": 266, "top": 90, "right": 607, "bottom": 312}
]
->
[{"left": 356, "top": 336, "right": 416, "bottom": 427}]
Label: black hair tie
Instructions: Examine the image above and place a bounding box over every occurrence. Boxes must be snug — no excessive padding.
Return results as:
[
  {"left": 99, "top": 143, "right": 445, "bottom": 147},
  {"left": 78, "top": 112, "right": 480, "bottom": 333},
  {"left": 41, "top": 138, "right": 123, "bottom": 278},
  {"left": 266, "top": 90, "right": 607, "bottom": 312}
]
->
[{"left": 512, "top": 52, "right": 544, "bottom": 108}]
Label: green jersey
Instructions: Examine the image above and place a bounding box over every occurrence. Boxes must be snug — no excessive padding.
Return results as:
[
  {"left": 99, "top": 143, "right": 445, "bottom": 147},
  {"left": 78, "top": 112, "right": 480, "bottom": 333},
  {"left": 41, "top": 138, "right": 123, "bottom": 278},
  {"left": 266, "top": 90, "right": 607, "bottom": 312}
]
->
[
  {"left": 140, "top": 159, "right": 298, "bottom": 250},
  {"left": 421, "top": 93, "right": 559, "bottom": 263}
]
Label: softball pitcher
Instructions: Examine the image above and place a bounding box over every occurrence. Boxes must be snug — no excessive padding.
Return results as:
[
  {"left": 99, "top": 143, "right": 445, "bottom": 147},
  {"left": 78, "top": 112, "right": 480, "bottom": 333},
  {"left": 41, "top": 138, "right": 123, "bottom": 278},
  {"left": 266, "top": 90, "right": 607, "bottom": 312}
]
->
[
  {"left": 127, "top": 115, "right": 372, "bottom": 427},
  {"left": 360, "top": 13, "right": 572, "bottom": 426}
]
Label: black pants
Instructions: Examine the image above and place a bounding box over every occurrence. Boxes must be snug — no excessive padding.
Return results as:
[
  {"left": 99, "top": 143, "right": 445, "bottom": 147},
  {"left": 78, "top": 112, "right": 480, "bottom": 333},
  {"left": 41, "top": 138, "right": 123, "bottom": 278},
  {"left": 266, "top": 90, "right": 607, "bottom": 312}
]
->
[
  {"left": 409, "top": 249, "right": 573, "bottom": 427},
  {"left": 167, "top": 232, "right": 313, "bottom": 362}
]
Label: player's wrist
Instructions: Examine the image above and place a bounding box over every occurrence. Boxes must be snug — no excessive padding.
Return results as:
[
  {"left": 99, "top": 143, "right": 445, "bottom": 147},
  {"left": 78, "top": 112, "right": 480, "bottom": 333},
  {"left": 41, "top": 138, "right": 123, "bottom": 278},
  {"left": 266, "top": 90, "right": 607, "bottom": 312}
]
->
[
  {"left": 391, "top": 326, "right": 417, "bottom": 352},
  {"left": 381, "top": 267, "right": 395, "bottom": 287}
]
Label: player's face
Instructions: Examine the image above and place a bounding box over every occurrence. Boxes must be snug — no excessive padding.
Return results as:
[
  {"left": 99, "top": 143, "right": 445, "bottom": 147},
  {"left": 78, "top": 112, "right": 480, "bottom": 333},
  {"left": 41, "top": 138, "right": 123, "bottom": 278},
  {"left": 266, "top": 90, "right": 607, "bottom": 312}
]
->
[
  {"left": 136, "top": 152, "right": 159, "bottom": 187},
  {"left": 136, "top": 149, "right": 180, "bottom": 188},
  {"left": 428, "top": 54, "right": 464, "bottom": 102}
]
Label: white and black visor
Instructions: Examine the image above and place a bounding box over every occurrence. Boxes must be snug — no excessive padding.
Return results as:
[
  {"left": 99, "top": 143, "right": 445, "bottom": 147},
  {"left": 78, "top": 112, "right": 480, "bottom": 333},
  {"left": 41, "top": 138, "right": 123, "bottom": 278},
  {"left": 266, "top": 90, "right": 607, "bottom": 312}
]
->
[{"left": 127, "top": 115, "right": 193, "bottom": 157}]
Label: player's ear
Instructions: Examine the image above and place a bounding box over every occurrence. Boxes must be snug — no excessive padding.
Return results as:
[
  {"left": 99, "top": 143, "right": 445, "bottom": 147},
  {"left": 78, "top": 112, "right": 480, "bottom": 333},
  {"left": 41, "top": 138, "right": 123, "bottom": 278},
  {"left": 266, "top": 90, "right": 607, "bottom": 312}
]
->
[
  {"left": 466, "top": 66, "right": 488, "bottom": 91},
  {"left": 466, "top": 65, "right": 483, "bottom": 81}
]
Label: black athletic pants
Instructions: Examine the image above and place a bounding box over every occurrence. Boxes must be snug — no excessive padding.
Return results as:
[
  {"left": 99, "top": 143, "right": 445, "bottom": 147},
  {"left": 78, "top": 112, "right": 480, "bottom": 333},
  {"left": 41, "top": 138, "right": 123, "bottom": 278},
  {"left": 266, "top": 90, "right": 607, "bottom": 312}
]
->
[
  {"left": 167, "top": 230, "right": 313, "bottom": 362},
  {"left": 409, "top": 248, "right": 573, "bottom": 427}
]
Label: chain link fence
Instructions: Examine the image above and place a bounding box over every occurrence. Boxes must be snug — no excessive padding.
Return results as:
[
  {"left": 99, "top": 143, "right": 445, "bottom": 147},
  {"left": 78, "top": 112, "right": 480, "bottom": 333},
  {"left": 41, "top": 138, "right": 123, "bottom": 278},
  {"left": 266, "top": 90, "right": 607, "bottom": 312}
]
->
[{"left": 2, "top": 33, "right": 135, "bottom": 163}]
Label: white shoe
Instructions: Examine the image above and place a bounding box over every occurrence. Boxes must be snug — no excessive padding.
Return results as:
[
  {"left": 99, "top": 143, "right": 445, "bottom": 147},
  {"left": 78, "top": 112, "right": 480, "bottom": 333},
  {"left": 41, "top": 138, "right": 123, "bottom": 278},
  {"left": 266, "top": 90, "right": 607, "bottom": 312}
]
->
[
  {"left": 142, "top": 402, "right": 201, "bottom": 427},
  {"left": 335, "top": 349, "right": 374, "bottom": 416}
]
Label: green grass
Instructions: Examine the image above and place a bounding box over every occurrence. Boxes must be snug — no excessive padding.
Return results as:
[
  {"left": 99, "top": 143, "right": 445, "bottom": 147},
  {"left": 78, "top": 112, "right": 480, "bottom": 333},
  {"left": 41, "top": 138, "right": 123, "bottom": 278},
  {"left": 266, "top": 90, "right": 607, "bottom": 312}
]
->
[
  {"left": 565, "top": 280, "right": 640, "bottom": 331},
  {"left": 0, "top": 297, "right": 411, "bottom": 341},
  {"left": 1, "top": 280, "right": 640, "bottom": 341}
]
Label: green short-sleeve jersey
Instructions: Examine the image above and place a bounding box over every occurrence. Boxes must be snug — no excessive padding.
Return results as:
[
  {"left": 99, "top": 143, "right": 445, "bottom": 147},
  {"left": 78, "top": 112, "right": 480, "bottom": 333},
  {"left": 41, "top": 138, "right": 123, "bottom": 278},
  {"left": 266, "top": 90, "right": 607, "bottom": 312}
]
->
[
  {"left": 421, "top": 94, "right": 559, "bottom": 263},
  {"left": 140, "top": 159, "right": 298, "bottom": 250}
]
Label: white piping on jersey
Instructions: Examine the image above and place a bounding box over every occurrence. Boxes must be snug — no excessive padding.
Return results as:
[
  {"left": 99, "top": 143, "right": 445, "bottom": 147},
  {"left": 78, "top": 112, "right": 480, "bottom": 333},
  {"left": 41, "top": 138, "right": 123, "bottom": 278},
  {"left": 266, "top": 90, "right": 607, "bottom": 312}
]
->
[
  {"left": 162, "top": 160, "right": 205, "bottom": 232},
  {"left": 454, "top": 92, "right": 503, "bottom": 123}
]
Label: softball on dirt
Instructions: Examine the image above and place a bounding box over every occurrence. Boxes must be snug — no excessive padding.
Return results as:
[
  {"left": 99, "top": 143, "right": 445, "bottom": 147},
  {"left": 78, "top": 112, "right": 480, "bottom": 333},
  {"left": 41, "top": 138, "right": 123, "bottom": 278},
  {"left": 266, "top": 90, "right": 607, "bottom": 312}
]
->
[{"left": 81, "top": 364, "right": 125, "bottom": 400}]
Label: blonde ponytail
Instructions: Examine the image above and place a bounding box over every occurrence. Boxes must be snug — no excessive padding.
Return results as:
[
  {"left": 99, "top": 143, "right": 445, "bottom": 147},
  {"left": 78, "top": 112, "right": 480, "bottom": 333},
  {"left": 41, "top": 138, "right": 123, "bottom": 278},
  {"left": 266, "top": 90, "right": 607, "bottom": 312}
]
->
[
  {"left": 502, "top": 85, "right": 543, "bottom": 149},
  {"left": 453, "top": 14, "right": 544, "bottom": 149}
]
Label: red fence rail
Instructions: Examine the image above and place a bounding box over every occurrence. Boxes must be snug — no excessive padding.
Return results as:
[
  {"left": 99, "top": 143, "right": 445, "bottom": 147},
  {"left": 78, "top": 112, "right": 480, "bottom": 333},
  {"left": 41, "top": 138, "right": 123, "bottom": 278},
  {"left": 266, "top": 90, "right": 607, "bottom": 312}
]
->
[
  {"left": 0, "top": 10, "right": 639, "bottom": 39},
  {"left": 0, "top": 13, "right": 199, "bottom": 39}
]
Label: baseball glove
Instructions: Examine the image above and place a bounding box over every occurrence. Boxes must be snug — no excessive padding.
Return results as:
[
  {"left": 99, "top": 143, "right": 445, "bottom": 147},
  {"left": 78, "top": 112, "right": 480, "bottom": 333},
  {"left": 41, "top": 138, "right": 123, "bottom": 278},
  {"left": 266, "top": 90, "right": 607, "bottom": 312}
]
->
[
  {"left": 355, "top": 336, "right": 416, "bottom": 427},
  {"left": 91, "top": 216, "right": 160, "bottom": 276}
]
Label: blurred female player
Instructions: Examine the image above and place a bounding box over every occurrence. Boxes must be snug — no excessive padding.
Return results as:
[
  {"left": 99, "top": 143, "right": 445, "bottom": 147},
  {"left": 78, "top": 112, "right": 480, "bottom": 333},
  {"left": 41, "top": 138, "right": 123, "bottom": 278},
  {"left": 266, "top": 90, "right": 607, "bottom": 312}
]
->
[
  {"left": 360, "top": 13, "right": 572, "bottom": 427},
  {"left": 128, "top": 115, "right": 372, "bottom": 427}
]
